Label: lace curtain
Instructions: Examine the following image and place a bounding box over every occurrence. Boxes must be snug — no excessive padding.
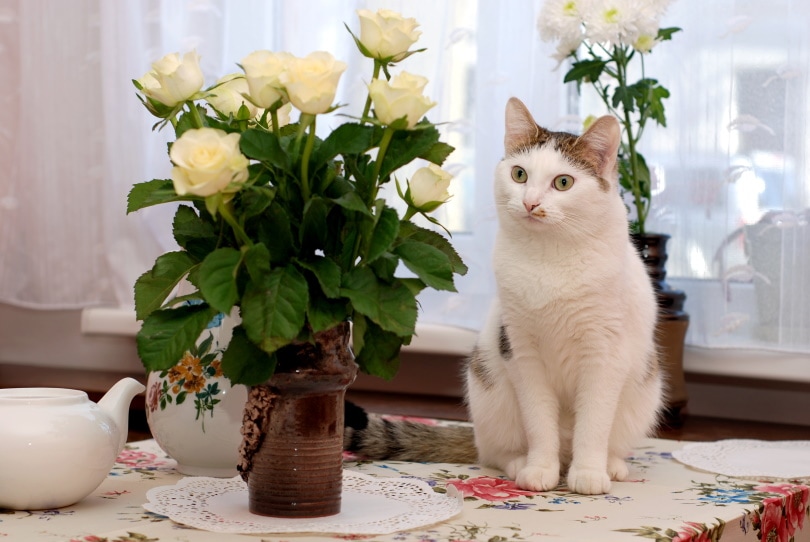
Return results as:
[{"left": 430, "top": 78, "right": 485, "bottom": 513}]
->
[{"left": 0, "top": 0, "right": 807, "bottom": 356}]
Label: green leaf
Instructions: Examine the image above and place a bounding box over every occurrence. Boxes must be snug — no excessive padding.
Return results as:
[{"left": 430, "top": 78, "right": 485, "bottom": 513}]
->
[
  {"left": 366, "top": 205, "right": 400, "bottom": 263},
  {"left": 351, "top": 312, "right": 368, "bottom": 357},
  {"left": 340, "top": 267, "right": 417, "bottom": 336},
  {"left": 136, "top": 304, "right": 219, "bottom": 372},
  {"left": 398, "top": 221, "right": 468, "bottom": 275},
  {"left": 134, "top": 251, "right": 197, "bottom": 320},
  {"left": 657, "top": 26, "right": 682, "bottom": 41},
  {"left": 255, "top": 201, "right": 296, "bottom": 263},
  {"left": 172, "top": 205, "right": 219, "bottom": 262},
  {"left": 645, "top": 83, "right": 671, "bottom": 127},
  {"left": 370, "top": 252, "right": 399, "bottom": 281},
  {"left": 307, "top": 292, "right": 348, "bottom": 334},
  {"left": 127, "top": 179, "right": 184, "bottom": 213},
  {"left": 420, "top": 141, "right": 455, "bottom": 166},
  {"left": 240, "top": 185, "right": 276, "bottom": 218},
  {"left": 380, "top": 125, "right": 444, "bottom": 181},
  {"left": 241, "top": 265, "right": 309, "bottom": 354},
  {"left": 564, "top": 59, "right": 608, "bottom": 85},
  {"left": 220, "top": 325, "right": 277, "bottom": 385},
  {"left": 240, "top": 129, "right": 290, "bottom": 171},
  {"left": 296, "top": 256, "right": 342, "bottom": 298},
  {"left": 394, "top": 239, "right": 456, "bottom": 292},
  {"left": 400, "top": 277, "right": 427, "bottom": 297},
  {"left": 612, "top": 84, "right": 640, "bottom": 113},
  {"left": 331, "top": 190, "right": 373, "bottom": 217},
  {"left": 244, "top": 243, "right": 272, "bottom": 281},
  {"left": 353, "top": 315, "right": 402, "bottom": 379},
  {"left": 198, "top": 248, "right": 242, "bottom": 314},
  {"left": 175, "top": 104, "right": 209, "bottom": 137},
  {"left": 314, "top": 122, "right": 374, "bottom": 165},
  {"left": 301, "top": 196, "right": 330, "bottom": 248}
]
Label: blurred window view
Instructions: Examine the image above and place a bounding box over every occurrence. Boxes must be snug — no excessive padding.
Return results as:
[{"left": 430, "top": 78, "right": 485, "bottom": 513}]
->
[{"left": 1, "top": 1, "right": 808, "bottom": 356}]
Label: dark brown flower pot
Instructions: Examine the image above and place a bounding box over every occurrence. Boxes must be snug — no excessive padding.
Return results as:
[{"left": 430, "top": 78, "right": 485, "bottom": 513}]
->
[
  {"left": 631, "top": 233, "right": 689, "bottom": 427},
  {"left": 237, "top": 322, "right": 358, "bottom": 518}
]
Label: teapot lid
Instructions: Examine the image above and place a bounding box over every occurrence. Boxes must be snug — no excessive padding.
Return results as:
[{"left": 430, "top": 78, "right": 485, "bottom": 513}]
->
[{"left": 0, "top": 388, "right": 88, "bottom": 406}]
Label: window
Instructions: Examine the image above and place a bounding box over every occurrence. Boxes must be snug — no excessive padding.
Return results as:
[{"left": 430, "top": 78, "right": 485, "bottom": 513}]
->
[{"left": 1, "top": 0, "right": 808, "bottom": 364}]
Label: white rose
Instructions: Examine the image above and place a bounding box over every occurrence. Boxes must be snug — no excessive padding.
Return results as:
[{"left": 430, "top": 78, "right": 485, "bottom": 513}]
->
[
  {"left": 357, "top": 9, "right": 421, "bottom": 61},
  {"left": 241, "top": 50, "right": 292, "bottom": 109},
  {"left": 280, "top": 52, "right": 347, "bottom": 115},
  {"left": 206, "top": 74, "right": 259, "bottom": 118},
  {"left": 368, "top": 71, "right": 436, "bottom": 129},
  {"left": 408, "top": 164, "right": 452, "bottom": 211},
  {"left": 138, "top": 51, "right": 204, "bottom": 107},
  {"left": 170, "top": 128, "right": 249, "bottom": 197},
  {"left": 275, "top": 102, "right": 292, "bottom": 128}
]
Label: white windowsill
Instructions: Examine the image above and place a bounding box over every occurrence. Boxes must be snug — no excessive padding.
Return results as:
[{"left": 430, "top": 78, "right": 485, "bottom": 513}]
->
[
  {"left": 79, "top": 308, "right": 479, "bottom": 357},
  {"left": 81, "top": 308, "right": 810, "bottom": 384}
]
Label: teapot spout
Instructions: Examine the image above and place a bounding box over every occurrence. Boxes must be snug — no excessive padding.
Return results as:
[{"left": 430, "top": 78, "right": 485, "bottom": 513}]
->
[{"left": 97, "top": 377, "right": 146, "bottom": 454}]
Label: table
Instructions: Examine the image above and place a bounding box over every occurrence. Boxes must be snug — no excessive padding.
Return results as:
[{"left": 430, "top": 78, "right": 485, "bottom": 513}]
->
[{"left": 1, "top": 437, "right": 808, "bottom": 542}]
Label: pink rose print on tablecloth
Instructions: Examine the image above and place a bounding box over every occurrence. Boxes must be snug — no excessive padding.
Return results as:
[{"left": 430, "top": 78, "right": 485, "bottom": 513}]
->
[
  {"left": 755, "top": 495, "right": 789, "bottom": 542},
  {"left": 671, "top": 521, "right": 713, "bottom": 542},
  {"left": 116, "top": 448, "right": 169, "bottom": 469},
  {"left": 446, "top": 476, "right": 539, "bottom": 501},
  {"left": 755, "top": 483, "right": 810, "bottom": 539}
]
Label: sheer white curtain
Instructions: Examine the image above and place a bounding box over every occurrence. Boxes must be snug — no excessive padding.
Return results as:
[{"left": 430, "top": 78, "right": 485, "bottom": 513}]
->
[
  {"left": 0, "top": 0, "right": 808, "bottom": 357},
  {"left": 635, "top": 0, "right": 810, "bottom": 354}
]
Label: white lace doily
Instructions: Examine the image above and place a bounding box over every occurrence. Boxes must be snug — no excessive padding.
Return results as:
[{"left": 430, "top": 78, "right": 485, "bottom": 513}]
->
[
  {"left": 143, "top": 470, "right": 462, "bottom": 535},
  {"left": 673, "top": 439, "right": 810, "bottom": 479}
]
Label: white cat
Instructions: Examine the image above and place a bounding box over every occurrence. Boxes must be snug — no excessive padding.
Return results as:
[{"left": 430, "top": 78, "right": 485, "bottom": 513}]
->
[{"left": 344, "top": 97, "right": 664, "bottom": 495}]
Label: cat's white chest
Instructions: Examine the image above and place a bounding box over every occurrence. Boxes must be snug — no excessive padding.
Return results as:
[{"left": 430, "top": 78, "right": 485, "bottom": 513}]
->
[{"left": 493, "top": 232, "right": 591, "bottom": 311}]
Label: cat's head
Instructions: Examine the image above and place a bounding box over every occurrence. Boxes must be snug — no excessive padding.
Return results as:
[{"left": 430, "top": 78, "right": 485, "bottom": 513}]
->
[{"left": 494, "top": 97, "right": 624, "bottom": 238}]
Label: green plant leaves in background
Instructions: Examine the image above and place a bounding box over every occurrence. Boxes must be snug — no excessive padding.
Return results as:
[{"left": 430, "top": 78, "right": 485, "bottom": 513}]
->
[
  {"left": 134, "top": 251, "right": 197, "bottom": 320},
  {"left": 137, "top": 304, "right": 219, "bottom": 372},
  {"left": 340, "top": 267, "right": 417, "bottom": 337},
  {"left": 127, "top": 179, "right": 186, "bottom": 213},
  {"left": 241, "top": 265, "right": 309, "bottom": 354},
  {"left": 198, "top": 247, "right": 242, "bottom": 314},
  {"left": 220, "top": 325, "right": 277, "bottom": 386}
]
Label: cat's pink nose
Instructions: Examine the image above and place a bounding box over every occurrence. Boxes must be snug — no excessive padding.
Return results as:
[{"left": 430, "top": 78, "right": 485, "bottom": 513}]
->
[{"left": 524, "top": 201, "right": 539, "bottom": 213}]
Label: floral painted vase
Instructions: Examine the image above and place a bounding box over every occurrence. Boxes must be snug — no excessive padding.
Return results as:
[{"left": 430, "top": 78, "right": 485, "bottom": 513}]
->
[{"left": 145, "top": 312, "right": 247, "bottom": 477}]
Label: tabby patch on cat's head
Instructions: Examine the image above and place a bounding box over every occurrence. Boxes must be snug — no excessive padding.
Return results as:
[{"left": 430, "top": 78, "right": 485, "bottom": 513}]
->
[{"left": 503, "top": 97, "right": 620, "bottom": 192}]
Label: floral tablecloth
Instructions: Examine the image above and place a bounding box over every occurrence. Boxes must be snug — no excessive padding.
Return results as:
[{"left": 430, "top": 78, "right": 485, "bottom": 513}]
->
[{"left": 1, "top": 436, "right": 808, "bottom": 542}]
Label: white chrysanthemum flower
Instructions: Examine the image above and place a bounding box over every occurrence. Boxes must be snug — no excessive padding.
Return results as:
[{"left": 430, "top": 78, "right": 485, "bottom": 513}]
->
[
  {"left": 537, "top": 0, "right": 585, "bottom": 45},
  {"left": 551, "top": 34, "right": 585, "bottom": 63},
  {"left": 633, "top": 33, "right": 658, "bottom": 53},
  {"left": 580, "top": 0, "right": 641, "bottom": 48},
  {"left": 631, "top": 0, "right": 672, "bottom": 51}
]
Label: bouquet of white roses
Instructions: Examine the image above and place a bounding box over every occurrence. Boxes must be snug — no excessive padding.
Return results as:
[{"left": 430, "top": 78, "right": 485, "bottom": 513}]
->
[
  {"left": 128, "top": 9, "right": 466, "bottom": 385},
  {"left": 538, "top": 0, "right": 680, "bottom": 234}
]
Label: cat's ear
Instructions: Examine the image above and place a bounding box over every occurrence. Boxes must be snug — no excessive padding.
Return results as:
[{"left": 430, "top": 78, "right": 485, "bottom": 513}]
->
[
  {"left": 577, "top": 116, "right": 621, "bottom": 181},
  {"left": 504, "top": 97, "right": 546, "bottom": 155}
]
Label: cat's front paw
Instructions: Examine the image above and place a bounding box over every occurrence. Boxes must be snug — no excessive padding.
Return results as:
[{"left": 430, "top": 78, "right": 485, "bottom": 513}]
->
[
  {"left": 608, "top": 456, "right": 629, "bottom": 481},
  {"left": 566, "top": 466, "right": 611, "bottom": 494},
  {"left": 504, "top": 456, "right": 527, "bottom": 480},
  {"left": 516, "top": 465, "right": 560, "bottom": 491}
]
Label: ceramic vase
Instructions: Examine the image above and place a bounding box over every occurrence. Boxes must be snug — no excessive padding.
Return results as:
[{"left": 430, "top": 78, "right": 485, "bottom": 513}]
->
[
  {"left": 145, "top": 312, "right": 247, "bottom": 477},
  {"left": 631, "top": 233, "right": 689, "bottom": 426},
  {"left": 238, "top": 322, "right": 358, "bottom": 518}
]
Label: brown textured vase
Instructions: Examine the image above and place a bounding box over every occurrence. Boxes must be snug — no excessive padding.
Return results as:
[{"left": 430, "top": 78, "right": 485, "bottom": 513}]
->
[
  {"left": 631, "top": 233, "right": 689, "bottom": 427},
  {"left": 237, "top": 322, "right": 358, "bottom": 518}
]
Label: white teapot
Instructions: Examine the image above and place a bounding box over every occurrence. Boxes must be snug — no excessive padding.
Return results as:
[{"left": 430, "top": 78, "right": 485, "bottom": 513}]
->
[{"left": 0, "top": 377, "right": 145, "bottom": 510}]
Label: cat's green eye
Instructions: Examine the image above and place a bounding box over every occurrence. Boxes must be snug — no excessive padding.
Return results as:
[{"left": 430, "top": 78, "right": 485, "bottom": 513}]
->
[
  {"left": 553, "top": 174, "right": 574, "bottom": 191},
  {"left": 511, "top": 166, "right": 528, "bottom": 183}
]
